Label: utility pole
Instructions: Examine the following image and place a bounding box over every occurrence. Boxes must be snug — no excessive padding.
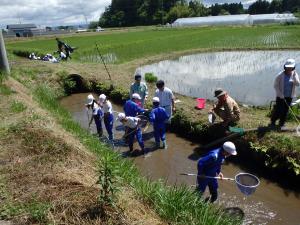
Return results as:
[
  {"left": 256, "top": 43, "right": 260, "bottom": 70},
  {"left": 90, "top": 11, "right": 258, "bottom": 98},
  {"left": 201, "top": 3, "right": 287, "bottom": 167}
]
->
[{"left": 0, "top": 30, "right": 10, "bottom": 74}]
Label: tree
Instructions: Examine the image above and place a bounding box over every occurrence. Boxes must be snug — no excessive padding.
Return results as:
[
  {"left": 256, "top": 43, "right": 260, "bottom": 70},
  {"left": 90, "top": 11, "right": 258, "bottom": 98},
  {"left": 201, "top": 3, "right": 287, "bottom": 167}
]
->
[
  {"left": 166, "top": 4, "right": 191, "bottom": 23},
  {"left": 89, "top": 21, "right": 99, "bottom": 29},
  {"left": 248, "top": 0, "right": 271, "bottom": 14},
  {"left": 189, "top": 0, "right": 209, "bottom": 17}
]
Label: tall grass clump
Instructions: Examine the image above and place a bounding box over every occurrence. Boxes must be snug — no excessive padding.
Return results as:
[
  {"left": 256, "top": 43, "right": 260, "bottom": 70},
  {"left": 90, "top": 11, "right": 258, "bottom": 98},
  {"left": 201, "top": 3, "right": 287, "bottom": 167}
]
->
[
  {"left": 32, "top": 83, "right": 239, "bottom": 225},
  {"left": 145, "top": 72, "right": 158, "bottom": 83}
]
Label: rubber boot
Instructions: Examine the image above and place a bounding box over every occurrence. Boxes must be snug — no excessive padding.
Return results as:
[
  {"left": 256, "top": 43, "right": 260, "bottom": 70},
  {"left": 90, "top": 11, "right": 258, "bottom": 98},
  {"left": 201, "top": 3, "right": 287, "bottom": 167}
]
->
[
  {"left": 162, "top": 140, "right": 167, "bottom": 149},
  {"left": 155, "top": 142, "right": 160, "bottom": 149}
]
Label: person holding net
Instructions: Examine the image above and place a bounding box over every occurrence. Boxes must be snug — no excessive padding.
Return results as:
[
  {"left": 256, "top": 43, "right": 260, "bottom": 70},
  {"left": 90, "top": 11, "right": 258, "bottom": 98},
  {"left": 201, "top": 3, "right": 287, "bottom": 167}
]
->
[
  {"left": 197, "top": 141, "right": 237, "bottom": 203},
  {"left": 270, "top": 58, "right": 300, "bottom": 130},
  {"left": 117, "top": 113, "right": 145, "bottom": 155}
]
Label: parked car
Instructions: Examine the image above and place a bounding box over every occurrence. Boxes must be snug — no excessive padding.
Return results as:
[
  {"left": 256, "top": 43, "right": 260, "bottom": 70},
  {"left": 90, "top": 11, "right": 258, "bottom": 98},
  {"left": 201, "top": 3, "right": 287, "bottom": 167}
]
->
[{"left": 96, "top": 27, "right": 105, "bottom": 32}]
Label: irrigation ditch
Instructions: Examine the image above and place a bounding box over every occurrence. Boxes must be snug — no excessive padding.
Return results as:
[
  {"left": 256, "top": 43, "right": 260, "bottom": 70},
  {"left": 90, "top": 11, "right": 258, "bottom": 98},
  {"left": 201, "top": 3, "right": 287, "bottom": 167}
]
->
[{"left": 61, "top": 73, "right": 300, "bottom": 190}]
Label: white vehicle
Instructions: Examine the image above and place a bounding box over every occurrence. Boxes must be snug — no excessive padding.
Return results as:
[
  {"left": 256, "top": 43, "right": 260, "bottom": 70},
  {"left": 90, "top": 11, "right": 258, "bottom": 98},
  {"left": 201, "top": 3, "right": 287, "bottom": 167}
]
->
[{"left": 96, "top": 27, "right": 105, "bottom": 32}]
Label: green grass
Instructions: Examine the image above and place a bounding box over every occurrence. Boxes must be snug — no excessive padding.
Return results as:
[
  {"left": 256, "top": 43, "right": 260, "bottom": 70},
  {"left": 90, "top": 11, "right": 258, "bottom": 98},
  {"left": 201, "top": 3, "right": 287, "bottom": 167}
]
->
[
  {"left": 30, "top": 82, "right": 238, "bottom": 224},
  {"left": 6, "top": 25, "right": 300, "bottom": 64},
  {"left": 10, "top": 100, "right": 27, "bottom": 113},
  {"left": 0, "top": 84, "right": 13, "bottom": 95}
]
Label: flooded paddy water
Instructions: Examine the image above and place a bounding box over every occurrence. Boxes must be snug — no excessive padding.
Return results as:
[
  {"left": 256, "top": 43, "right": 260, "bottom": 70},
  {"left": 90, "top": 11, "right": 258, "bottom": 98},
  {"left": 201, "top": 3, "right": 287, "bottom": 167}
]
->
[
  {"left": 139, "top": 50, "right": 300, "bottom": 106},
  {"left": 61, "top": 93, "right": 300, "bottom": 225}
]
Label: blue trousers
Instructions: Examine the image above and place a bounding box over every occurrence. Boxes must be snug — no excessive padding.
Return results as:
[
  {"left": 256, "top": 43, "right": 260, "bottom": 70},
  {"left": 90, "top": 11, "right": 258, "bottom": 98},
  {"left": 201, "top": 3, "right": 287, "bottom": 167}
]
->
[
  {"left": 104, "top": 113, "right": 114, "bottom": 140},
  {"left": 153, "top": 124, "right": 166, "bottom": 143},
  {"left": 93, "top": 115, "right": 103, "bottom": 136},
  {"left": 128, "top": 127, "right": 144, "bottom": 151},
  {"left": 197, "top": 177, "right": 218, "bottom": 203}
]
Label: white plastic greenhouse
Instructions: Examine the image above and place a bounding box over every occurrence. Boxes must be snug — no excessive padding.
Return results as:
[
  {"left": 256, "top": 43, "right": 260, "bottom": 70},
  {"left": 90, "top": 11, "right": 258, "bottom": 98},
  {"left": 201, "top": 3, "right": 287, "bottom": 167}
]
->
[{"left": 172, "top": 13, "right": 298, "bottom": 27}]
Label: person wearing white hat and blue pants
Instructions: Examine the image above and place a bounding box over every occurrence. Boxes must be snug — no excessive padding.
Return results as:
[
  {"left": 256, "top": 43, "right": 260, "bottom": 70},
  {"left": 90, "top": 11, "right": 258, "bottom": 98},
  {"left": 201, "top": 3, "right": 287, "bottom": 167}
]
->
[
  {"left": 117, "top": 113, "right": 145, "bottom": 154},
  {"left": 271, "top": 58, "right": 300, "bottom": 129},
  {"left": 197, "top": 141, "right": 237, "bottom": 203},
  {"left": 99, "top": 94, "right": 114, "bottom": 140},
  {"left": 150, "top": 97, "right": 169, "bottom": 149},
  {"left": 86, "top": 94, "right": 103, "bottom": 137}
]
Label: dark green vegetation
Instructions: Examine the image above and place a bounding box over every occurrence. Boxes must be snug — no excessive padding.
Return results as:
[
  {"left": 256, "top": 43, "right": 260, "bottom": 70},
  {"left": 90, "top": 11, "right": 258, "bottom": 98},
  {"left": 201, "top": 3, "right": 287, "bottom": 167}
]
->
[
  {"left": 145, "top": 72, "right": 158, "bottom": 83},
  {"left": 98, "top": 0, "right": 299, "bottom": 27},
  {"left": 6, "top": 25, "right": 300, "bottom": 64}
]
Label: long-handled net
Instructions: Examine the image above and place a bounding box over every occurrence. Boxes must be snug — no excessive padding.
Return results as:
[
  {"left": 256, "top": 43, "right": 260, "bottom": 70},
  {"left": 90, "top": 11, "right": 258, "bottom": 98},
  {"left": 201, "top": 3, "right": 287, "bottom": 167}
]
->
[{"left": 181, "top": 172, "right": 260, "bottom": 196}]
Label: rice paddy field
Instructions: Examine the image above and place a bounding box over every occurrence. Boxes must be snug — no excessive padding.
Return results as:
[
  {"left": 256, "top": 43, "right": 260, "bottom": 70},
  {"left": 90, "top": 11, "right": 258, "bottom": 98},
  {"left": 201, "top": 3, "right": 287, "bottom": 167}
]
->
[{"left": 6, "top": 24, "right": 300, "bottom": 64}]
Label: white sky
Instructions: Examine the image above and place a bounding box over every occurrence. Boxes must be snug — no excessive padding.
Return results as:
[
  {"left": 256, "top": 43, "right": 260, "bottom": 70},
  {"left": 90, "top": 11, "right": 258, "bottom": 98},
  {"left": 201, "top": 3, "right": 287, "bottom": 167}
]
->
[{"left": 0, "top": 0, "right": 257, "bottom": 28}]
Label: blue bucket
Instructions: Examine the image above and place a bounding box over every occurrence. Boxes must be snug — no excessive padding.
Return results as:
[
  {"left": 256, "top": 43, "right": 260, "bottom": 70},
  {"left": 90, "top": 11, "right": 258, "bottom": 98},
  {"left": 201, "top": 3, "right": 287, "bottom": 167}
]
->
[{"left": 235, "top": 173, "right": 260, "bottom": 196}]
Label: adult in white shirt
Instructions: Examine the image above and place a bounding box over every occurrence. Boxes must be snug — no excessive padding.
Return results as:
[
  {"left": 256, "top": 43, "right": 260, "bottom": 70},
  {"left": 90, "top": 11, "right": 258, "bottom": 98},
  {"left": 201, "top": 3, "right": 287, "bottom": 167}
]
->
[
  {"left": 99, "top": 94, "right": 114, "bottom": 140},
  {"left": 154, "top": 80, "right": 175, "bottom": 123}
]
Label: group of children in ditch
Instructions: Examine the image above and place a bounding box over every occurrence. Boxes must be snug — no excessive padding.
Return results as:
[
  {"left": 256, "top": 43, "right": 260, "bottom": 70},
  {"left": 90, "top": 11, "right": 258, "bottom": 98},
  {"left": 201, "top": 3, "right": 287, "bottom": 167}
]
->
[
  {"left": 85, "top": 58, "right": 299, "bottom": 203},
  {"left": 85, "top": 73, "right": 172, "bottom": 156}
]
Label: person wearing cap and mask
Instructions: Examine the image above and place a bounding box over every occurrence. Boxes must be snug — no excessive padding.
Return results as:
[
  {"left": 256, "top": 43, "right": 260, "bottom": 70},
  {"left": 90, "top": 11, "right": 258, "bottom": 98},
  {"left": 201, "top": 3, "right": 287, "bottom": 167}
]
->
[
  {"left": 150, "top": 97, "right": 170, "bottom": 149},
  {"left": 154, "top": 80, "right": 175, "bottom": 123},
  {"left": 117, "top": 113, "right": 145, "bottom": 154},
  {"left": 99, "top": 94, "right": 114, "bottom": 140},
  {"left": 86, "top": 94, "right": 103, "bottom": 137},
  {"left": 124, "top": 93, "right": 145, "bottom": 117},
  {"left": 210, "top": 89, "right": 240, "bottom": 127},
  {"left": 197, "top": 141, "right": 237, "bottom": 203},
  {"left": 270, "top": 59, "right": 300, "bottom": 130},
  {"left": 130, "top": 73, "right": 148, "bottom": 107}
]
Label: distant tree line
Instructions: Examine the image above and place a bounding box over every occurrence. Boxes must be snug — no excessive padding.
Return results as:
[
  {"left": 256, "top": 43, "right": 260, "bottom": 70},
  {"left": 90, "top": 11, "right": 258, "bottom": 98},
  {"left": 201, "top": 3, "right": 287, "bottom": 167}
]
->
[{"left": 95, "top": 0, "right": 300, "bottom": 27}]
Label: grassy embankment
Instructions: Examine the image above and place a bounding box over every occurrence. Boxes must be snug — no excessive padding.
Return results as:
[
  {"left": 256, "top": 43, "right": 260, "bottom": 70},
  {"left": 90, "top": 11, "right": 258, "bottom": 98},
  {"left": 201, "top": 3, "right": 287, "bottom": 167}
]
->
[
  {"left": 0, "top": 69, "right": 239, "bottom": 222},
  {"left": 5, "top": 24, "right": 300, "bottom": 185}
]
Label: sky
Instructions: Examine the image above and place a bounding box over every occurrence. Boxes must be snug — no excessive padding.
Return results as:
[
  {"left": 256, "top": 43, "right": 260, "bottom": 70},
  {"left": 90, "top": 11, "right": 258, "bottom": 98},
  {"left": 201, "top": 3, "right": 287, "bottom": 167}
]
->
[{"left": 0, "top": 0, "right": 257, "bottom": 28}]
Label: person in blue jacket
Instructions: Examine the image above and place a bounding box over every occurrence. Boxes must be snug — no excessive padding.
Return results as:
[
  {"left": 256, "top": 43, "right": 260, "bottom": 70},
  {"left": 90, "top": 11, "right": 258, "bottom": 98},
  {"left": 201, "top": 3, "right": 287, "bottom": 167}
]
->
[
  {"left": 150, "top": 97, "right": 169, "bottom": 149},
  {"left": 197, "top": 141, "right": 237, "bottom": 203},
  {"left": 124, "top": 93, "right": 145, "bottom": 117}
]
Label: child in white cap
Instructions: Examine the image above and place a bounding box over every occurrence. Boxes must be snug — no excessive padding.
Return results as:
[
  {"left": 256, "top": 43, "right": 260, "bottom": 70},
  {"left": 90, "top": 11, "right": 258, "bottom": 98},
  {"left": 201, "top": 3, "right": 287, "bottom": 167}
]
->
[
  {"left": 99, "top": 94, "right": 114, "bottom": 140},
  {"left": 85, "top": 94, "right": 103, "bottom": 137},
  {"left": 150, "top": 97, "right": 169, "bottom": 149},
  {"left": 117, "top": 113, "right": 145, "bottom": 154}
]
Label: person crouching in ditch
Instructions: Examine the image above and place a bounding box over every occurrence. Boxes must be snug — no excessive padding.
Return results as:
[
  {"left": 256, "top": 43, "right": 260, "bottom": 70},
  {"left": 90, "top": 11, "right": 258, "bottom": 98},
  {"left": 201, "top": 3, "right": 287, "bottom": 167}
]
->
[
  {"left": 86, "top": 94, "right": 103, "bottom": 137},
  {"left": 117, "top": 113, "right": 145, "bottom": 154},
  {"left": 197, "top": 141, "right": 237, "bottom": 203},
  {"left": 150, "top": 97, "right": 169, "bottom": 149},
  {"left": 209, "top": 88, "right": 240, "bottom": 128}
]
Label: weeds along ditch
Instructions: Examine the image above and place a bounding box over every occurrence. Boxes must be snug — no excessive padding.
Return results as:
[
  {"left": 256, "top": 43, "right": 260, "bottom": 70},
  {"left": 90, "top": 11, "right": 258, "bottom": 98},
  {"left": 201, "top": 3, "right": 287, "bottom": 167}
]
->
[
  {"left": 58, "top": 72, "right": 300, "bottom": 189},
  {"left": 8, "top": 70, "right": 239, "bottom": 225}
]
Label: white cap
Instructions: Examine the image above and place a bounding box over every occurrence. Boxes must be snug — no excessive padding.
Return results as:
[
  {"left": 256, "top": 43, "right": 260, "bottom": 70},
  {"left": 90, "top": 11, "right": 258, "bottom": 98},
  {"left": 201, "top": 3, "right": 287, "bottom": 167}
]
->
[
  {"left": 86, "top": 94, "right": 94, "bottom": 105},
  {"left": 284, "top": 58, "right": 296, "bottom": 68},
  {"left": 152, "top": 97, "right": 160, "bottom": 103},
  {"left": 99, "top": 94, "right": 106, "bottom": 103},
  {"left": 117, "top": 113, "right": 126, "bottom": 121},
  {"left": 223, "top": 141, "right": 237, "bottom": 155},
  {"left": 132, "top": 93, "right": 141, "bottom": 100}
]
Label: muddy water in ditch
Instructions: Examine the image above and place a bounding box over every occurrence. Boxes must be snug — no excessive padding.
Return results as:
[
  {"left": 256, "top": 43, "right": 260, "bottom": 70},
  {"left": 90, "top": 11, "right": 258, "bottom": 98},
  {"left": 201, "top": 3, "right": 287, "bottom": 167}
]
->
[{"left": 61, "top": 93, "right": 300, "bottom": 225}]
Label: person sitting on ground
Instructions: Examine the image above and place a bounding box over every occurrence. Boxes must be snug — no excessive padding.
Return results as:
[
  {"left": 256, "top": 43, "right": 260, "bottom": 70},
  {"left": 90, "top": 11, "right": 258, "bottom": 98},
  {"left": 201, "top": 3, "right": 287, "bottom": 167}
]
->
[
  {"left": 99, "top": 94, "right": 114, "bottom": 141},
  {"left": 86, "top": 94, "right": 103, "bottom": 137},
  {"left": 210, "top": 88, "right": 240, "bottom": 127},
  {"left": 270, "top": 58, "right": 300, "bottom": 130},
  {"left": 117, "top": 113, "right": 145, "bottom": 154},
  {"left": 154, "top": 80, "right": 175, "bottom": 124},
  {"left": 130, "top": 72, "right": 148, "bottom": 107},
  {"left": 124, "top": 93, "right": 145, "bottom": 117},
  {"left": 197, "top": 141, "right": 237, "bottom": 203},
  {"left": 150, "top": 97, "right": 169, "bottom": 149}
]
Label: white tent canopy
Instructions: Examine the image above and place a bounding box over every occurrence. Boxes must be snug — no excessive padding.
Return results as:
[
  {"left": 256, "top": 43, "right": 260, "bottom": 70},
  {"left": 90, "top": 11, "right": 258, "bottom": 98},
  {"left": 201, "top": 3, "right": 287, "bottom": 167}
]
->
[{"left": 172, "top": 13, "right": 298, "bottom": 27}]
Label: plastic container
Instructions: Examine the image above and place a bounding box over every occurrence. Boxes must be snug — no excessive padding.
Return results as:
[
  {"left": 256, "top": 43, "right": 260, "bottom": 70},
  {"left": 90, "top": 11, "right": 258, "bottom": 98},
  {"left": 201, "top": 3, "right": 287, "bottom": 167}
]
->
[{"left": 196, "top": 98, "right": 206, "bottom": 109}]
